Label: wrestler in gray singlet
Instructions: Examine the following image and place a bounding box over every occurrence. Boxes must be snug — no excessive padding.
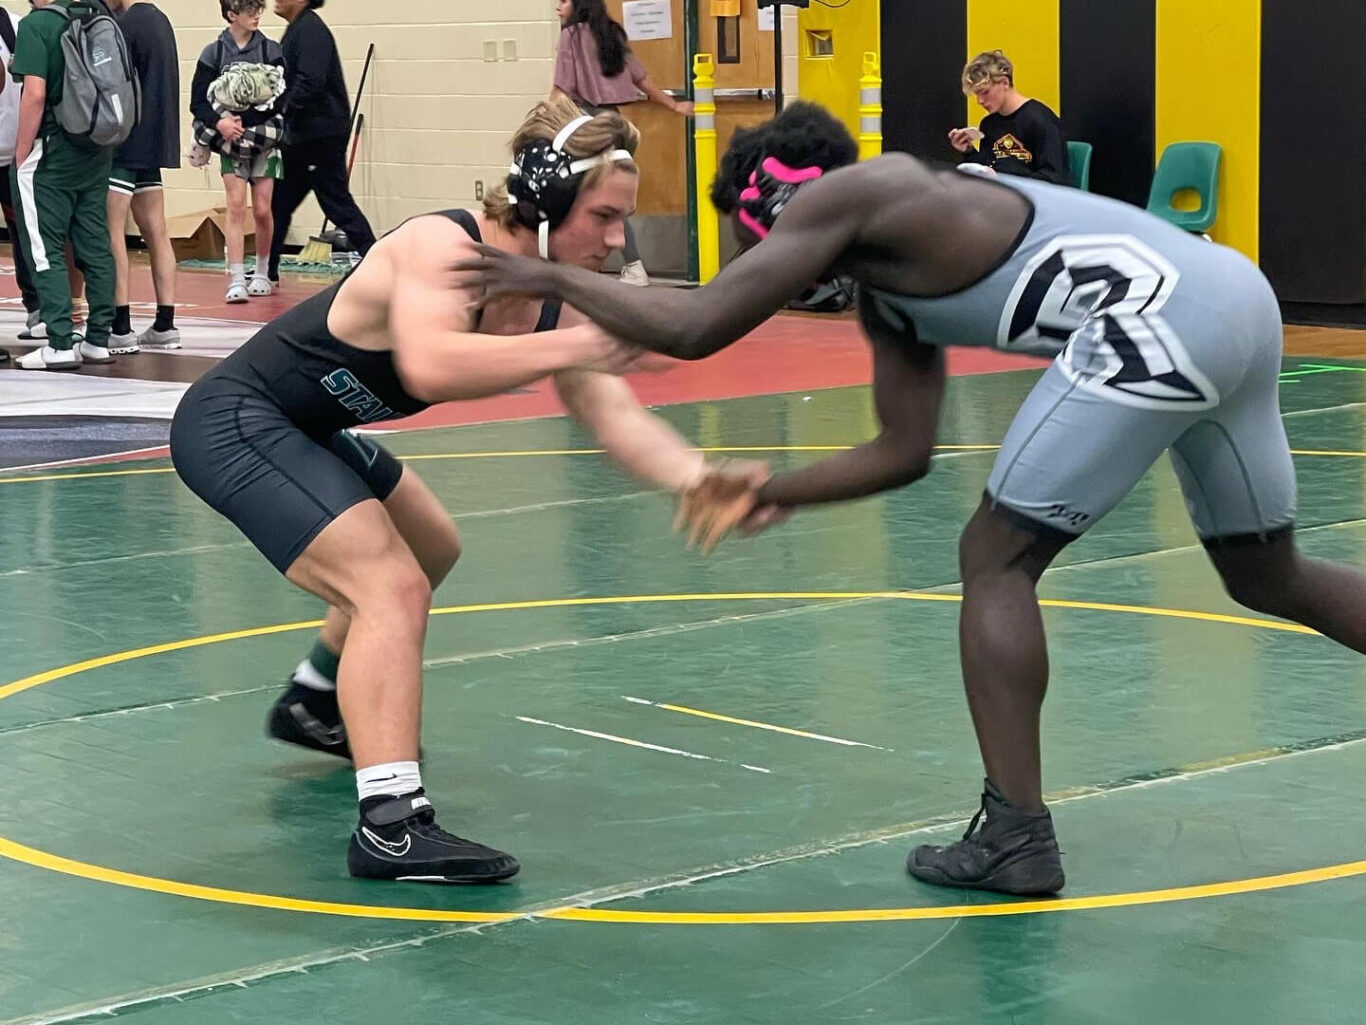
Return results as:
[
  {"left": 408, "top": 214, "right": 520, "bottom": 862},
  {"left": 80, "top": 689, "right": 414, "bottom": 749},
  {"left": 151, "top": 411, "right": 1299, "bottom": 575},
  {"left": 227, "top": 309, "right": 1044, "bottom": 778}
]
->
[{"left": 862, "top": 172, "right": 1292, "bottom": 543}]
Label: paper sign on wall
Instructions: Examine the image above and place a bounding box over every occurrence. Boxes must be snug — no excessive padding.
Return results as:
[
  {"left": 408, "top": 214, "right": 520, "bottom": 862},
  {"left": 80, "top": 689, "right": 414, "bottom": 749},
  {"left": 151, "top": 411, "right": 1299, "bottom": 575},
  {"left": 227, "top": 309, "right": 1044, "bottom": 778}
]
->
[
  {"left": 622, "top": 0, "right": 673, "bottom": 41},
  {"left": 758, "top": 5, "right": 775, "bottom": 31}
]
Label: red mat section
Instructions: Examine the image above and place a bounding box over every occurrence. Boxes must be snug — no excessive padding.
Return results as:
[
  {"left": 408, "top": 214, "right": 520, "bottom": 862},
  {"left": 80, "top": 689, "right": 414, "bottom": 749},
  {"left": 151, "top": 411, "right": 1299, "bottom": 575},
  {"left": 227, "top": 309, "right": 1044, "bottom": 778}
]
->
[
  {"left": 142, "top": 267, "right": 1044, "bottom": 430},
  {"left": 4, "top": 259, "right": 1045, "bottom": 437},
  {"left": 390, "top": 316, "right": 1043, "bottom": 430}
]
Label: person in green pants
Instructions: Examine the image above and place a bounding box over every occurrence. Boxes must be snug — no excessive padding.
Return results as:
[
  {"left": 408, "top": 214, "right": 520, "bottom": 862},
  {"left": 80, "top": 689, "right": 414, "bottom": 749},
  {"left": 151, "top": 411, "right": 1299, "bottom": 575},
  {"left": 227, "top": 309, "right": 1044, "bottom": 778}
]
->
[{"left": 11, "top": 0, "right": 116, "bottom": 371}]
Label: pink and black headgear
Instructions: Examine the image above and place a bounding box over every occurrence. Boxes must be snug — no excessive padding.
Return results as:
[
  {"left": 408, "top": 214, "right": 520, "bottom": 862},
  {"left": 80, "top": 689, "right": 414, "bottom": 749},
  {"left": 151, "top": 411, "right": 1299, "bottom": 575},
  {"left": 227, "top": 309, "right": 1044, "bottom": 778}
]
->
[
  {"left": 736, "top": 156, "right": 826, "bottom": 240},
  {"left": 724, "top": 102, "right": 859, "bottom": 240}
]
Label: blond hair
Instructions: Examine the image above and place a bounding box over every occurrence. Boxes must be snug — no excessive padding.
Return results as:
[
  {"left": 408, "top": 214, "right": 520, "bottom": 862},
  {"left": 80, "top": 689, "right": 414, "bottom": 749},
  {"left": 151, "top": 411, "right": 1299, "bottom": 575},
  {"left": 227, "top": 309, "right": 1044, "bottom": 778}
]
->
[
  {"left": 962, "top": 50, "right": 1014, "bottom": 93},
  {"left": 484, "top": 94, "right": 641, "bottom": 228}
]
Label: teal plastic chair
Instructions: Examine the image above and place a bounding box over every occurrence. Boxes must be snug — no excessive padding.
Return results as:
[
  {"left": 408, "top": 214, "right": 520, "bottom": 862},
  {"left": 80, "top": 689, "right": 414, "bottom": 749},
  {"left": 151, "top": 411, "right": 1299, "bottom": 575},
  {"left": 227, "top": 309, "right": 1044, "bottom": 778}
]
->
[
  {"left": 1146, "top": 142, "right": 1221, "bottom": 232},
  {"left": 1067, "top": 141, "right": 1092, "bottom": 191}
]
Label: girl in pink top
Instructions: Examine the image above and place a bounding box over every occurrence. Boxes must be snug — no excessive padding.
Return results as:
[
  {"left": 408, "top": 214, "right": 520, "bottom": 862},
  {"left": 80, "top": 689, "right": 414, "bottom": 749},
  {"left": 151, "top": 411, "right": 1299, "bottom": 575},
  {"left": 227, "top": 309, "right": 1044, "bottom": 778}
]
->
[{"left": 553, "top": 0, "right": 693, "bottom": 283}]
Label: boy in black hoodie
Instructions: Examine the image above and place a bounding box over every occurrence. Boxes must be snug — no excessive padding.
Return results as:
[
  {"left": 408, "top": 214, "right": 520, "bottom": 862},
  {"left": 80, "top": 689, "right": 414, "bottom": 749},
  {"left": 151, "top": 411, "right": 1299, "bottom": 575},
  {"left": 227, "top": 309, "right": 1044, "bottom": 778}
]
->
[
  {"left": 267, "top": 0, "right": 376, "bottom": 282},
  {"left": 190, "top": 0, "right": 285, "bottom": 302}
]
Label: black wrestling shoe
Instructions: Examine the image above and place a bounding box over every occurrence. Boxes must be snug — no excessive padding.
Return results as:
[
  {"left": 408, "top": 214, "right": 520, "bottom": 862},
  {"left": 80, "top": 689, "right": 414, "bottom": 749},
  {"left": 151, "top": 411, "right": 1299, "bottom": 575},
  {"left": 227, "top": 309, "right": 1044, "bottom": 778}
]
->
[
  {"left": 906, "top": 779, "right": 1065, "bottom": 896},
  {"left": 266, "top": 681, "right": 352, "bottom": 761},
  {"left": 347, "top": 791, "right": 521, "bottom": 883}
]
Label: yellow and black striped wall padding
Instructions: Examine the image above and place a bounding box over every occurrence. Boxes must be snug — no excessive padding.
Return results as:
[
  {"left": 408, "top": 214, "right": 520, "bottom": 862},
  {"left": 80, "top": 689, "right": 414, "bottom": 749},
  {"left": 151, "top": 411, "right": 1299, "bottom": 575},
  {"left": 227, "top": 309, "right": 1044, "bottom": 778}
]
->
[{"left": 878, "top": 0, "right": 1366, "bottom": 303}]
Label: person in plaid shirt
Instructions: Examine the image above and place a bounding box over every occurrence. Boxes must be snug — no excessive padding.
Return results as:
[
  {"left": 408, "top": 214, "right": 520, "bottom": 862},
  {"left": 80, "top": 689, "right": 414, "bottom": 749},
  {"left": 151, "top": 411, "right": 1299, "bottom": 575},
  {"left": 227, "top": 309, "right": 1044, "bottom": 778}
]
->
[{"left": 190, "top": 0, "right": 285, "bottom": 303}]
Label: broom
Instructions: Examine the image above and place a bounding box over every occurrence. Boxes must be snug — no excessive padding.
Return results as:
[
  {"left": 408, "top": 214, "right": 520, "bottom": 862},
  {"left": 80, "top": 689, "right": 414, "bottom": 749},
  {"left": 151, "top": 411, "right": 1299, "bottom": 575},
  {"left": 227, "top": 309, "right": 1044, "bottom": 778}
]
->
[{"left": 290, "top": 42, "right": 375, "bottom": 267}]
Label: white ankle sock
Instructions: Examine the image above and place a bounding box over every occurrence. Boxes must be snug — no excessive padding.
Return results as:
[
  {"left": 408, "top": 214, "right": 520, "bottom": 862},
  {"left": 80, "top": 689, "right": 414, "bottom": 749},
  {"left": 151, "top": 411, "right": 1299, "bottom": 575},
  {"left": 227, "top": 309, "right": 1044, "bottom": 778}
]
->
[
  {"left": 291, "top": 658, "right": 336, "bottom": 691},
  {"left": 230, "top": 262, "right": 246, "bottom": 286},
  {"left": 356, "top": 761, "right": 423, "bottom": 802}
]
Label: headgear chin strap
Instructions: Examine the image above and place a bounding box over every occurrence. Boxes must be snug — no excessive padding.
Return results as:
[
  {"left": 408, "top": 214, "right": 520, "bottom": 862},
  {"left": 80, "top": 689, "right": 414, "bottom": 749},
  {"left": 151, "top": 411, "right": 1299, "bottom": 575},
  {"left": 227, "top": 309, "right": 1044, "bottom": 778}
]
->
[
  {"left": 736, "top": 156, "right": 824, "bottom": 240},
  {"left": 507, "top": 115, "right": 633, "bottom": 259}
]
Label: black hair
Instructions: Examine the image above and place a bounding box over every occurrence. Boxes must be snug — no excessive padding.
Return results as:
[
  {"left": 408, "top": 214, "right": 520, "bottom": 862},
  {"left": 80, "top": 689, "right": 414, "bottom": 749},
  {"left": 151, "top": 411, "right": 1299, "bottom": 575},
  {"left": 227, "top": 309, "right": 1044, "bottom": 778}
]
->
[
  {"left": 567, "top": 0, "right": 630, "bottom": 79},
  {"left": 710, "top": 102, "right": 859, "bottom": 213},
  {"left": 711, "top": 124, "right": 768, "bottom": 214}
]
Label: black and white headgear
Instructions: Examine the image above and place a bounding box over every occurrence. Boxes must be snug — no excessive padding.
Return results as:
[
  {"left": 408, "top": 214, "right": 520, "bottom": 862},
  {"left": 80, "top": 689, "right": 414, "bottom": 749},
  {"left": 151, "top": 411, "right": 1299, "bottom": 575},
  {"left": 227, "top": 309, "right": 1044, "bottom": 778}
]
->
[{"left": 506, "top": 115, "right": 633, "bottom": 259}]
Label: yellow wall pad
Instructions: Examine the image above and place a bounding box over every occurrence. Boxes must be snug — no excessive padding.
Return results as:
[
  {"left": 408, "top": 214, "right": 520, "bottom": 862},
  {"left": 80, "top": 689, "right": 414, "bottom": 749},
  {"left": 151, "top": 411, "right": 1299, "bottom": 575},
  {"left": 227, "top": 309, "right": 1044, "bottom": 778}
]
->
[
  {"left": 966, "top": 0, "right": 1061, "bottom": 126},
  {"left": 797, "top": 0, "right": 881, "bottom": 139},
  {"left": 1155, "top": 0, "right": 1260, "bottom": 258}
]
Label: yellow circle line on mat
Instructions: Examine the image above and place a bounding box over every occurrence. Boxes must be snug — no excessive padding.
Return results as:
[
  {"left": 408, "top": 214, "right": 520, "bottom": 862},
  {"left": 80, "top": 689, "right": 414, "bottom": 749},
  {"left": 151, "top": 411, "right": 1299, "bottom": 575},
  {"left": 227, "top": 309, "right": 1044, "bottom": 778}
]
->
[
  {"left": 0, "top": 592, "right": 1347, "bottom": 924},
  {"left": 541, "top": 858, "right": 1366, "bottom": 924},
  {"left": 0, "top": 445, "right": 1356, "bottom": 485},
  {"left": 0, "top": 591, "right": 1318, "bottom": 704},
  {"left": 0, "top": 834, "right": 521, "bottom": 924}
]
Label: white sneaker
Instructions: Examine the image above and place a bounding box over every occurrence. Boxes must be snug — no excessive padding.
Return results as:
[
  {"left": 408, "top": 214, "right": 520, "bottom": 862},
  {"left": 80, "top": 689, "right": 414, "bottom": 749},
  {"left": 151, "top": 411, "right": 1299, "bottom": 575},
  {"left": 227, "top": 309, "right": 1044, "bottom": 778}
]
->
[
  {"left": 108, "top": 330, "right": 140, "bottom": 355},
  {"left": 619, "top": 260, "right": 650, "bottom": 286},
  {"left": 76, "top": 340, "right": 114, "bottom": 364},
  {"left": 16, "top": 345, "right": 80, "bottom": 370},
  {"left": 247, "top": 276, "right": 274, "bottom": 297},
  {"left": 225, "top": 282, "right": 249, "bottom": 304},
  {"left": 138, "top": 326, "right": 181, "bottom": 350}
]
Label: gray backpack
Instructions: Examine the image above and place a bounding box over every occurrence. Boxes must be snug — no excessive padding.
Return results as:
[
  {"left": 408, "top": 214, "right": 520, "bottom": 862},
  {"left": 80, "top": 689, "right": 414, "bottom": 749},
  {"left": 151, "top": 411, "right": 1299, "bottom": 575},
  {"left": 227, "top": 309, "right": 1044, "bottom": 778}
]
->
[{"left": 43, "top": 1, "right": 139, "bottom": 147}]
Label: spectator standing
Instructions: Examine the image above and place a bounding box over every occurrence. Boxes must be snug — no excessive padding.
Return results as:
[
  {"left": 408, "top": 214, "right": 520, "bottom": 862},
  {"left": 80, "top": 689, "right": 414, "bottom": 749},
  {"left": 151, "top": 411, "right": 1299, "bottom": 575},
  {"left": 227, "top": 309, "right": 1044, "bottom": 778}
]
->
[
  {"left": 106, "top": 0, "right": 181, "bottom": 352},
  {"left": 0, "top": 6, "right": 36, "bottom": 362},
  {"left": 553, "top": 0, "right": 692, "bottom": 285},
  {"left": 191, "top": 0, "right": 284, "bottom": 303},
  {"left": 266, "top": 0, "right": 375, "bottom": 284},
  {"left": 11, "top": 0, "right": 117, "bottom": 370}
]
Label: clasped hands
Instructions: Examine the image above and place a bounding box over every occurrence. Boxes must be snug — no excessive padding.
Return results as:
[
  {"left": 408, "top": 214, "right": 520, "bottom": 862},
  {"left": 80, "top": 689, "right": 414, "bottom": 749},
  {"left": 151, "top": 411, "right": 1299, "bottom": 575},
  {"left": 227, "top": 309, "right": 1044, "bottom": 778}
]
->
[{"left": 675, "top": 458, "right": 788, "bottom": 555}]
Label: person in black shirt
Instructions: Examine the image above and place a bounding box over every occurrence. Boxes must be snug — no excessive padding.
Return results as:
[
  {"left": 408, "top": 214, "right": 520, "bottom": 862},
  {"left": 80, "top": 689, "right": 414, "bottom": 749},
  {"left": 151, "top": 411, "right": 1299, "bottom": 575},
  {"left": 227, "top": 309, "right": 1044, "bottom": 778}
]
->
[
  {"left": 949, "top": 50, "right": 1069, "bottom": 186},
  {"left": 106, "top": 0, "right": 180, "bottom": 353},
  {"left": 266, "top": 0, "right": 376, "bottom": 282}
]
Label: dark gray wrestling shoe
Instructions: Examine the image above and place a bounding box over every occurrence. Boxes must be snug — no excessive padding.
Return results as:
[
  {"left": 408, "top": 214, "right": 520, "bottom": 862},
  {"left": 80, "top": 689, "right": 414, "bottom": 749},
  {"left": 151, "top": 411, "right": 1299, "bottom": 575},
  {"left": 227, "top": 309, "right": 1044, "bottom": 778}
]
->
[{"left": 907, "top": 779, "right": 1065, "bottom": 895}]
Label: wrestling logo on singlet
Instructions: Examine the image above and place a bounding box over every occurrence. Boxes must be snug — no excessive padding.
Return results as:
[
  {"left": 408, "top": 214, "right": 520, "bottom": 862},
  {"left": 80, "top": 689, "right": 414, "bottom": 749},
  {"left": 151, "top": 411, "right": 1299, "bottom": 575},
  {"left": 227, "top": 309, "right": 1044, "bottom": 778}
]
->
[
  {"left": 997, "top": 234, "right": 1218, "bottom": 410},
  {"left": 322, "top": 369, "right": 397, "bottom": 423}
]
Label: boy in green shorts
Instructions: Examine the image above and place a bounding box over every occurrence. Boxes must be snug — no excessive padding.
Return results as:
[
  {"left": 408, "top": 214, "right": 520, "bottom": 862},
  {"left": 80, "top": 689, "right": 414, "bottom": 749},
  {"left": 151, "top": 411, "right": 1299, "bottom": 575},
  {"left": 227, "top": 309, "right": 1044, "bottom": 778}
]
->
[
  {"left": 190, "top": 0, "right": 284, "bottom": 303},
  {"left": 106, "top": 0, "right": 181, "bottom": 353}
]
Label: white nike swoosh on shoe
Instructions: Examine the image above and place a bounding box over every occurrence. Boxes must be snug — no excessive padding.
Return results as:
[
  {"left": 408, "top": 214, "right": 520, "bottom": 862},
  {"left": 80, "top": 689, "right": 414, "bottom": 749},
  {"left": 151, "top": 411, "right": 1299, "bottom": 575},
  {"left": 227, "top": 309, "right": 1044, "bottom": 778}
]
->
[{"left": 361, "top": 826, "right": 411, "bottom": 857}]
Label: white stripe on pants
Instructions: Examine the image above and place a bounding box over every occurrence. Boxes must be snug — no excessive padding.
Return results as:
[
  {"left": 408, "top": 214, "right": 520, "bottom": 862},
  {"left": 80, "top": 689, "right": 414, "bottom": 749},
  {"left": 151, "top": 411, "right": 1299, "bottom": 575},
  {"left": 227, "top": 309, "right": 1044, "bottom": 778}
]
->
[{"left": 16, "top": 139, "right": 47, "bottom": 273}]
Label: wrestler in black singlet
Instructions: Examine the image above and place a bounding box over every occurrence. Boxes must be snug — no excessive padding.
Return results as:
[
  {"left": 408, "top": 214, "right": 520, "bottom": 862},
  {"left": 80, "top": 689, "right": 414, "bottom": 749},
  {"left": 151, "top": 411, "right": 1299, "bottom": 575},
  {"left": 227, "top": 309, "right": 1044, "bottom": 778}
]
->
[{"left": 170, "top": 210, "right": 562, "bottom": 571}]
